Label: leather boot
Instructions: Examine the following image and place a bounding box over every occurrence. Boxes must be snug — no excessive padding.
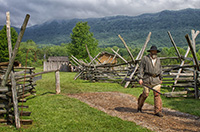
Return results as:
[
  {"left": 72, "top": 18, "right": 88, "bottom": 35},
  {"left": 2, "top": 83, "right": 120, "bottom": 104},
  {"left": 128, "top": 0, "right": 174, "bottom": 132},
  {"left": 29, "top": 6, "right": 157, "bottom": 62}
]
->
[{"left": 137, "top": 92, "right": 148, "bottom": 112}]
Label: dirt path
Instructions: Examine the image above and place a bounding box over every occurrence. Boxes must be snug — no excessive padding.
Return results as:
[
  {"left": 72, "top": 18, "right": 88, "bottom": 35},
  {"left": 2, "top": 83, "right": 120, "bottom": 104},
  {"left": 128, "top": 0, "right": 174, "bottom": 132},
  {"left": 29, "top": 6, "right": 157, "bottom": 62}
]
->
[{"left": 68, "top": 92, "right": 200, "bottom": 132}]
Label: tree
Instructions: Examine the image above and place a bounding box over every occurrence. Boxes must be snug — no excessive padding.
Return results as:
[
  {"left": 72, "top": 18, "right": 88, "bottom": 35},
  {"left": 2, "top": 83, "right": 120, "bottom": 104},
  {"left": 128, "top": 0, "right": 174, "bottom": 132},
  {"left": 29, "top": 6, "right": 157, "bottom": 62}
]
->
[
  {"left": 0, "top": 25, "right": 18, "bottom": 62},
  {"left": 68, "top": 22, "right": 98, "bottom": 60},
  {"left": 18, "top": 40, "right": 40, "bottom": 66},
  {"left": 47, "top": 44, "right": 69, "bottom": 57}
]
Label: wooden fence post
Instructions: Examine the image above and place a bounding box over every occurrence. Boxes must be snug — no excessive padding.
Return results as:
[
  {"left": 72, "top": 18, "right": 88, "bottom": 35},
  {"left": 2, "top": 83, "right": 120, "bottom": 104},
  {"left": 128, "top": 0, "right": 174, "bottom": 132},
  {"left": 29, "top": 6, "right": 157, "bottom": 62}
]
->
[
  {"left": 194, "top": 71, "right": 199, "bottom": 99},
  {"left": 185, "top": 34, "right": 200, "bottom": 71},
  {"left": 55, "top": 70, "right": 60, "bottom": 94},
  {"left": 167, "top": 31, "right": 182, "bottom": 62},
  {"left": 118, "top": 35, "right": 135, "bottom": 63},
  {"left": 191, "top": 30, "right": 200, "bottom": 99},
  {"left": 11, "top": 73, "right": 20, "bottom": 128},
  {"left": 6, "top": 12, "right": 12, "bottom": 59},
  {"left": 6, "top": 11, "right": 20, "bottom": 128}
]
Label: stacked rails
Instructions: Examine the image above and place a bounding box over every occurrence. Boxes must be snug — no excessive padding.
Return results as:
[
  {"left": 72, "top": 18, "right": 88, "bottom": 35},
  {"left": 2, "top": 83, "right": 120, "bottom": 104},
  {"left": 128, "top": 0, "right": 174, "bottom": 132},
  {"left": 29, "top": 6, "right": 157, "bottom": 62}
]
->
[{"left": 0, "top": 67, "right": 41, "bottom": 125}]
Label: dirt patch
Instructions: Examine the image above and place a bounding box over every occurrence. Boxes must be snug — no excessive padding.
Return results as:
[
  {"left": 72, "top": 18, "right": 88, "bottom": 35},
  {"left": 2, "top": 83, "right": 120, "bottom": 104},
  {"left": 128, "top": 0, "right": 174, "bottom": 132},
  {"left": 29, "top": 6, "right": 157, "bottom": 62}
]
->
[{"left": 68, "top": 92, "right": 200, "bottom": 132}]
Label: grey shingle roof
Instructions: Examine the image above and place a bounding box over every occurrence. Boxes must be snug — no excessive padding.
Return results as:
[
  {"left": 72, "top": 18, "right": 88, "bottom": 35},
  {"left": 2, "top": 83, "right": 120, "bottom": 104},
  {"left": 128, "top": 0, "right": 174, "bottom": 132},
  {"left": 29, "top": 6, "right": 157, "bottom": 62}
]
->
[{"left": 48, "top": 56, "right": 69, "bottom": 62}]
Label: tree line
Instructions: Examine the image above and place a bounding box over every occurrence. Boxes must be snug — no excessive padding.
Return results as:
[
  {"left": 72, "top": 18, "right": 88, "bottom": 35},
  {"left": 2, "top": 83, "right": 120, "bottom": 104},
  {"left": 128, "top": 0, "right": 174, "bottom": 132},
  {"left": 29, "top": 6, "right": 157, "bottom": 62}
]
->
[{"left": 0, "top": 22, "right": 199, "bottom": 67}]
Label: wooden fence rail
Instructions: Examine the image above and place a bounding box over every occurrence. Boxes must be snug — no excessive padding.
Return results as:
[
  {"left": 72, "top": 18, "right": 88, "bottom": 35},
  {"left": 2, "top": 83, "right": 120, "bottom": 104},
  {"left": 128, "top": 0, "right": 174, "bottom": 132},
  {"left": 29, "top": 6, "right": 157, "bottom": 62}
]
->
[{"left": 72, "top": 31, "right": 200, "bottom": 99}]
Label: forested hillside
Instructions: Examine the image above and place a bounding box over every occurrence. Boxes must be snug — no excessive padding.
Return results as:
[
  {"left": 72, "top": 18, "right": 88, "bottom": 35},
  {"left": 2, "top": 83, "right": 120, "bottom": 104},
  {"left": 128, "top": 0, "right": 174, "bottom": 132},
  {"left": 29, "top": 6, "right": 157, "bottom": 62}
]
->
[{"left": 1, "top": 8, "right": 200, "bottom": 48}]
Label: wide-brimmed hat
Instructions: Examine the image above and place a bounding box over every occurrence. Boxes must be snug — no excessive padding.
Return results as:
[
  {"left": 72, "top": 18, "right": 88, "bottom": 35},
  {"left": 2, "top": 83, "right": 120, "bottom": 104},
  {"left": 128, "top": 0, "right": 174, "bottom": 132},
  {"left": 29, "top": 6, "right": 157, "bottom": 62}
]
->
[{"left": 147, "top": 45, "right": 160, "bottom": 53}]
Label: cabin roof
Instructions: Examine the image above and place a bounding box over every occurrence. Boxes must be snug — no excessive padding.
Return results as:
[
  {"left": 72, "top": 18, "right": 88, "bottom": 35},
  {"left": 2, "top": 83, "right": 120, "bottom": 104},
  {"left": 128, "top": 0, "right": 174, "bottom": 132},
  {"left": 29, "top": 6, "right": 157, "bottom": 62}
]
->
[{"left": 48, "top": 56, "right": 69, "bottom": 62}]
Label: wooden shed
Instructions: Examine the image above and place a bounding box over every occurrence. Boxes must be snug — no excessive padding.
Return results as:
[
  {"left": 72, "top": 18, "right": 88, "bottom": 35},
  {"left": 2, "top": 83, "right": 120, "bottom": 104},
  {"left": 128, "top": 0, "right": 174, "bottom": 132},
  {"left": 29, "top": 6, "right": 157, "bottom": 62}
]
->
[
  {"left": 98, "top": 51, "right": 118, "bottom": 64},
  {"left": 43, "top": 56, "right": 72, "bottom": 72}
]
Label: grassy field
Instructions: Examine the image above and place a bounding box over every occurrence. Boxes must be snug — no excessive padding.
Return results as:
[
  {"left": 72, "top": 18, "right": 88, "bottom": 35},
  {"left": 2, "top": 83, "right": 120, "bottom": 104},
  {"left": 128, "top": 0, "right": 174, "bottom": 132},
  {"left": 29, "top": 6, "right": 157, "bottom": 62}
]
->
[{"left": 0, "top": 71, "right": 199, "bottom": 132}]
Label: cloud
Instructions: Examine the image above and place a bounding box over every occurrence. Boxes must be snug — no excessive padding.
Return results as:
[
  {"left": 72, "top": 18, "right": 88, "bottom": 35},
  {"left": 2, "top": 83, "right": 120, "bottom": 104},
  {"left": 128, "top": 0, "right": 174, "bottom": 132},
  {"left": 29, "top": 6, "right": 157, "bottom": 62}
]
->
[{"left": 0, "top": 0, "right": 200, "bottom": 27}]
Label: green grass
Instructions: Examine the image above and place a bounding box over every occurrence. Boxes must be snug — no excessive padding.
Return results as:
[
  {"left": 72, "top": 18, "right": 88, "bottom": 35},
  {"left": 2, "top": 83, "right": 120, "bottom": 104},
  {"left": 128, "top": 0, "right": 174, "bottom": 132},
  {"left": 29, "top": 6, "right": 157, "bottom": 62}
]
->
[
  {"left": 0, "top": 71, "right": 199, "bottom": 131},
  {"left": 0, "top": 72, "right": 151, "bottom": 132}
]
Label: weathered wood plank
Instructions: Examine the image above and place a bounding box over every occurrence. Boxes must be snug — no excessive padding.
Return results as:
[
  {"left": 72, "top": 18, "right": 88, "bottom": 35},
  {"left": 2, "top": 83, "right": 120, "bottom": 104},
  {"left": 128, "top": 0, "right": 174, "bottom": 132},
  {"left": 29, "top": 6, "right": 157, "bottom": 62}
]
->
[
  {"left": 167, "top": 31, "right": 182, "bottom": 61},
  {"left": 10, "top": 72, "right": 20, "bottom": 128},
  {"left": 194, "top": 71, "right": 199, "bottom": 99},
  {"left": 74, "top": 71, "right": 84, "bottom": 80},
  {"left": 18, "top": 99, "right": 26, "bottom": 102},
  {"left": 6, "top": 12, "right": 12, "bottom": 59},
  {"left": 20, "top": 111, "right": 31, "bottom": 116},
  {"left": 169, "top": 72, "right": 193, "bottom": 76},
  {"left": 55, "top": 71, "right": 60, "bottom": 94},
  {"left": 185, "top": 34, "right": 200, "bottom": 71},
  {"left": 172, "top": 84, "right": 194, "bottom": 87},
  {"left": 0, "top": 94, "right": 8, "bottom": 99},
  {"left": 14, "top": 67, "right": 35, "bottom": 70},
  {"left": 0, "top": 86, "right": 10, "bottom": 92},
  {"left": 17, "top": 93, "right": 33, "bottom": 99},
  {"left": 165, "top": 94, "right": 190, "bottom": 98},
  {"left": 191, "top": 30, "right": 199, "bottom": 53},
  {"left": 118, "top": 34, "right": 135, "bottom": 63},
  {"left": 173, "top": 78, "right": 193, "bottom": 81},
  {"left": 20, "top": 119, "right": 33, "bottom": 125},
  {"left": 0, "top": 119, "right": 7, "bottom": 123},
  {"left": 0, "top": 109, "right": 7, "bottom": 114},
  {"left": 164, "top": 91, "right": 194, "bottom": 98}
]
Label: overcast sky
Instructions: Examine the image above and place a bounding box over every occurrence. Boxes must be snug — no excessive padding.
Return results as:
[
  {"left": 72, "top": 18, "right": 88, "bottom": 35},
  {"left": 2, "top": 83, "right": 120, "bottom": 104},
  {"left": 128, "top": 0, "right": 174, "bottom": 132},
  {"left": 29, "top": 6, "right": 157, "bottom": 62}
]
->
[{"left": 1, "top": 0, "right": 200, "bottom": 27}]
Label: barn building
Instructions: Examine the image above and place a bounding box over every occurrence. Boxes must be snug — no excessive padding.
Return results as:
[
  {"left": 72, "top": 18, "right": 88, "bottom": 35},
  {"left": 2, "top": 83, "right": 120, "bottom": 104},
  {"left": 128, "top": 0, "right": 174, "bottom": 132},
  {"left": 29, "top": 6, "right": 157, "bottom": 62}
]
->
[{"left": 43, "top": 56, "right": 72, "bottom": 72}]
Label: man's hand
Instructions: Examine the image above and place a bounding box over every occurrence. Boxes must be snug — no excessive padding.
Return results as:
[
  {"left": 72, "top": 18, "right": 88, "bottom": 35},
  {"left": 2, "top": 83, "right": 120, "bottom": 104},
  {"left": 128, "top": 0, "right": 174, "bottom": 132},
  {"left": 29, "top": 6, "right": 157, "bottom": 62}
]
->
[
  {"left": 139, "top": 79, "right": 143, "bottom": 85},
  {"left": 160, "top": 81, "right": 162, "bottom": 84}
]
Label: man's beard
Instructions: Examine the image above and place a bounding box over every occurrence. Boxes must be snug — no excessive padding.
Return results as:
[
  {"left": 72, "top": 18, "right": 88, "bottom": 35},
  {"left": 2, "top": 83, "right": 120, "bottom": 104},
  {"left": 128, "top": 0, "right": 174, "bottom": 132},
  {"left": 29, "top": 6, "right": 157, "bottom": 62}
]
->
[{"left": 151, "top": 54, "right": 157, "bottom": 59}]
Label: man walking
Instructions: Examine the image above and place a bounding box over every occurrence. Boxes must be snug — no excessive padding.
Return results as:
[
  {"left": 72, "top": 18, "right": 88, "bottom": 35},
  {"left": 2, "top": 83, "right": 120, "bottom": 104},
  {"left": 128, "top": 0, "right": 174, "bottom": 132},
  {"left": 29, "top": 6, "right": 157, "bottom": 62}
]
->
[{"left": 137, "top": 45, "right": 163, "bottom": 117}]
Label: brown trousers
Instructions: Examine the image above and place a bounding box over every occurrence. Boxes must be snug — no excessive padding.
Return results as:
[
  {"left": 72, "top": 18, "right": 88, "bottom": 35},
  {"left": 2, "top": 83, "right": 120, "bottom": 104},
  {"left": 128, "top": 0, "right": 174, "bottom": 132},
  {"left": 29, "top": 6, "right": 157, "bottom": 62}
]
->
[{"left": 138, "top": 84, "right": 162, "bottom": 114}]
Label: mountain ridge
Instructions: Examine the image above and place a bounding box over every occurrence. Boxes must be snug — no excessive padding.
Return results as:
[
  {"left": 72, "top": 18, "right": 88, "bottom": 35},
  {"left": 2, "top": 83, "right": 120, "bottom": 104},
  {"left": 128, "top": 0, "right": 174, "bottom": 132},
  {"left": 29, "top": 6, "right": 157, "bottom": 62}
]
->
[{"left": 1, "top": 8, "right": 200, "bottom": 48}]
